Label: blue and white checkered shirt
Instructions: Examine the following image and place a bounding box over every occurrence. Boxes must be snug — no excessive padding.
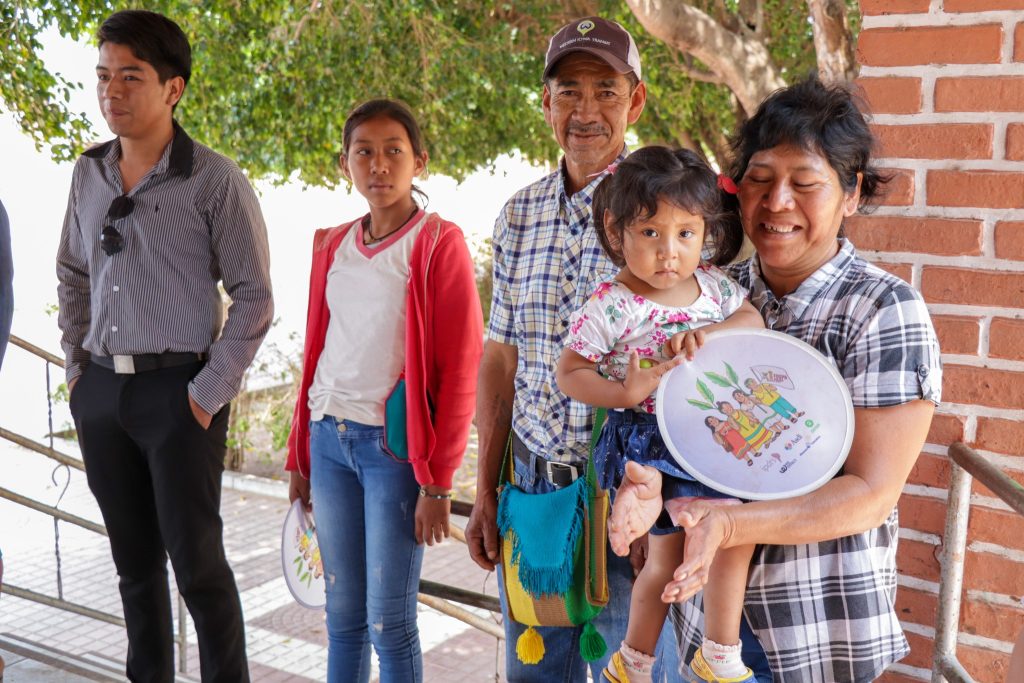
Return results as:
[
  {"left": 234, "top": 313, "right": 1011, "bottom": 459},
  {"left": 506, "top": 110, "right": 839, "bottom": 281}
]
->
[
  {"left": 487, "top": 152, "right": 626, "bottom": 463},
  {"left": 671, "top": 238, "right": 943, "bottom": 683}
]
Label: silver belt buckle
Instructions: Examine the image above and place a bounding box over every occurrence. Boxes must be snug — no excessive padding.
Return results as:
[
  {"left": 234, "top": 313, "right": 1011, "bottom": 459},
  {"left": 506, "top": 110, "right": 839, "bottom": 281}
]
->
[
  {"left": 112, "top": 355, "right": 136, "bottom": 374},
  {"left": 544, "top": 460, "right": 578, "bottom": 484}
]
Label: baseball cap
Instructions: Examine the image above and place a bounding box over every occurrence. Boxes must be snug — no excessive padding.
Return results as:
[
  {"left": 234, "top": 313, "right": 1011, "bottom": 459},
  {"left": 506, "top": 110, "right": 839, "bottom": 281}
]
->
[{"left": 543, "top": 17, "right": 642, "bottom": 82}]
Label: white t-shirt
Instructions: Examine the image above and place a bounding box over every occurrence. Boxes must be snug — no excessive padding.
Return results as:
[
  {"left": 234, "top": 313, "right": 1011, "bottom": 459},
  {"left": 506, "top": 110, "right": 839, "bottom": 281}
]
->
[{"left": 308, "top": 214, "right": 424, "bottom": 424}]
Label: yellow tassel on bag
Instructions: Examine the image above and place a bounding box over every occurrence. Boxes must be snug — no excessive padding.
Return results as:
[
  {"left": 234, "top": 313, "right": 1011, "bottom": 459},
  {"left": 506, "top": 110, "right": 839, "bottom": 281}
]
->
[{"left": 516, "top": 626, "right": 545, "bottom": 664}]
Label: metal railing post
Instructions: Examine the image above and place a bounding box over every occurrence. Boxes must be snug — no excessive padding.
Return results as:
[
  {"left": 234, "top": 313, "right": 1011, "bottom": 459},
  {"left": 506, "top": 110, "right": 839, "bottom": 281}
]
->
[
  {"left": 178, "top": 594, "right": 188, "bottom": 674},
  {"left": 932, "top": 460, "right": 973, "bottom": 683}
]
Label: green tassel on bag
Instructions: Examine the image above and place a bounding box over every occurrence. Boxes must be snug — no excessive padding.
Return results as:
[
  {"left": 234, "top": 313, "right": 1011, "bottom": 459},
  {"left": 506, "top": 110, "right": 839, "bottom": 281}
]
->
[{"left": 579, "top": 621, "right": 607, "bottom": 662}]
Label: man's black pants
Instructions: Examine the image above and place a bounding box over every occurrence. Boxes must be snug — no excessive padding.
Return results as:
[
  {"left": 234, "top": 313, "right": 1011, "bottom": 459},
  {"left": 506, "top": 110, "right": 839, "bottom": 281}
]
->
[{"left": 71, "top": 361, "right": 249, "bottom": 682}]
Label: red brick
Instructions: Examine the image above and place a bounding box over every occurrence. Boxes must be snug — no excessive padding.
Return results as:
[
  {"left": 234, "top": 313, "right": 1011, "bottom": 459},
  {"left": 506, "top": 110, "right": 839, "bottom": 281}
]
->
[
  {"left": 873, "top": 261, "right": 913, "bottom": 282},
  {"left": 959, "top": 641, "right": 1012, "bottom": 682},
  {"left": 845, "top": 216, "right": 983, "bottom": 256},
  {"left": 1006, "top": 124, "right": 1024, "bottom": 161},
  {"left": 995, "top": 221, "right": 1024, "bottom": 260},
  {"left": 895, "top": 585, "right": 937, "bottom": 630},
  {"left": 936, "top": 77, "right": 1024, "bottom": 112},
  {"left": 972, "top": 468, "right": 1024, "bottom": 499},
  {"left": 857, "top": 25, "right": 1002, "bottom": 67},
  {"left": 942, "top": 365, "right": 1024, "bottom": 410},
  {"left": 1017, "top": 23, "right": 1024, "bottom": 62},
  {"left": 928, "top": 170, "right": 1024, "bottom": 209},
  {"left": 909, "top": 451, "right": 952, "bottom": 489},
  {"left": 975, "top": 417, "right": 1024, "bottom": 455},
  {"left": 857, "top": 77, "right": 922, "bottom": 114},
  {"left": 921, "top": 266, "right": 1024, "bottom": 307},
  {"left": 991, "top": 317, "right": 1024, "bottom": 360},
  {"left": 899, "top": 493, "right": 946, "bottom": 536},
  {"left": 969, "top": 506, "right": 1024, "bottom": 552},
  {"left": 873, "top": 123, "right": 992, "bottom": 159},
  {"left": 897, "top": 537, "right": 941, "bottom": 583},
  {"left": 928, "top": 414, "right": 967, "bottom": 448},
  {"left": 962, "top": 600, "right": 1024, "bottom": 643},
  {"left": 880, "top": 168, "right": 915, "bottom": 206},
  {"left": 903, "top": 628, "right": 935, "bottom": 671},
  {"left": 931, "top": 315, "right": 981, "bottom": 356},
  {"left": 876, "top": 672, "right": 926, "bottom": 683},
  {"left": 964, "top": 551, "right": 1024, "bottom": 594},
  {"left": 861, "top": 0, "right": 930, "bottom": 14},
  {"left": 946, "top": 0, "right": 1024, "bottom": 9}
]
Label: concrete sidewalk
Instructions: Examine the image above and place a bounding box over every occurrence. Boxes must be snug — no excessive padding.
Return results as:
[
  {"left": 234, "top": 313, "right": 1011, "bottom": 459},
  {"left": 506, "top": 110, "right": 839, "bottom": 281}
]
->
[{"left": 0, "top": 440, "right": 505, "bottom": 682}]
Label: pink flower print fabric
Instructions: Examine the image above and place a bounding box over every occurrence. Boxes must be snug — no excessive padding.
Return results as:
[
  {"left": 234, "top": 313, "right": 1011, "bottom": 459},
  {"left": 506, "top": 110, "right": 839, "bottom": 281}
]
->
[{"left": 564, "top": 265, "right": 748, "bottom": 414}]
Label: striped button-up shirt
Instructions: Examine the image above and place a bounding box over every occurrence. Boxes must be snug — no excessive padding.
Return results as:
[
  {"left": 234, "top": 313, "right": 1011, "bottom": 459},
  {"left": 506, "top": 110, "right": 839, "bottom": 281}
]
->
[
  {"left": 56, "top": 122, "right": 273, "bottom": 414},
  {"left": 487, "top": 153, "right": 624, "bottom": 463},
  {"left": 671, "top": 238, "right": 942, "bottom": 683}
]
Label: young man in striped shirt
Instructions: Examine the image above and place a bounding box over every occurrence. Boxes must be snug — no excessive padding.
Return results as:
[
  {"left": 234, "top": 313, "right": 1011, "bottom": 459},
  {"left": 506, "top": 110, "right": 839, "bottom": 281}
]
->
[{"left": 56, "top": 10, "right": 272, "bottom": 681}]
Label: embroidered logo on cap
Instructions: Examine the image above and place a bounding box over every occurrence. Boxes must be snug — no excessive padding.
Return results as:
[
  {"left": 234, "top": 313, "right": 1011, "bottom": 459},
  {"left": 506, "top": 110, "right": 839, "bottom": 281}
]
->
[{"left": 576, "top": 19, "right": 595, "bottom": 35}]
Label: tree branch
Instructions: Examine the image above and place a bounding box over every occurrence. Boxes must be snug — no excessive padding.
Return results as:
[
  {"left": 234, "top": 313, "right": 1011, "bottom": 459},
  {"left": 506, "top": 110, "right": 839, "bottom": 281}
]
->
[
  {"left": 625, "top": 0, "right": 784, "bottom": 115},
  {"left": 807, "top": 0, "right": 857, "bottom": 81}
]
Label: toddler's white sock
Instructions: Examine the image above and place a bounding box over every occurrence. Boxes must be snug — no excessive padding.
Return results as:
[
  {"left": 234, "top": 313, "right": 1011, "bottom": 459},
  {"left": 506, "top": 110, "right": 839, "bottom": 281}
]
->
[
  {"left": 701, "top": 638, "right": 748, "bottom": 678},
  {"left": 619, "top": 642, "right": 655, "bottom": 683}
]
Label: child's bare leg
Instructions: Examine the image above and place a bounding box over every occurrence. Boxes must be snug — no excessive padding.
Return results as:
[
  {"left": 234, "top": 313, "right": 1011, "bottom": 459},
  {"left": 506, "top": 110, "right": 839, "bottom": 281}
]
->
[
  {"left": 696, "top": 542, "right": 757, "bottom": 679},
  {"left": 606, "top": 532, "right": 683, "bottom": 683},
  {"left": 608, "top": 461, "right": 664, "bottom": 556},
  {"left": 625, "top": 532, "right": 683, "bottom": 653}
]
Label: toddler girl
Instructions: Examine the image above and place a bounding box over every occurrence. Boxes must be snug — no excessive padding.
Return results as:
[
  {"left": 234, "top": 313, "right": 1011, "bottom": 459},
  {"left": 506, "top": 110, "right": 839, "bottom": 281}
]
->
[{"left": 556, "top": 146, "right": 763, "bottom": 683}]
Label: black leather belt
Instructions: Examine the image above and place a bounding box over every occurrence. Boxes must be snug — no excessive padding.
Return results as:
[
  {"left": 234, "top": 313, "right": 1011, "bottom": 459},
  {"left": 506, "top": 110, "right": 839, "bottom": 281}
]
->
[
  {"left": 90, "top": 351, "right": 207, "bottom": 375},
  {"left": 511, "top": 432, "right": 584, "bottom": 487}
]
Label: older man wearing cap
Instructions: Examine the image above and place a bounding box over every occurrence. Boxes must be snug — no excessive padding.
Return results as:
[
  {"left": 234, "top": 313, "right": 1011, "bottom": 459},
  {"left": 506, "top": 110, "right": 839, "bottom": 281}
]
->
[{"left": 465, "top": 16, "right": 680, "bottom": 682}]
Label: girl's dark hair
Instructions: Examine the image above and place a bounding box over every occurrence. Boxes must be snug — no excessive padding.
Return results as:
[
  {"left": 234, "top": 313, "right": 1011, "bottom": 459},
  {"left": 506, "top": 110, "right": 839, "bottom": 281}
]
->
[
  {"left": 593, "top": 146, "right": 743, "bottom": 267},
  {"left": 727, "top": 74, "right": 887, "bottom": 208},
  {"left": 341, "top": 98, "right": 428, "bottom": 204},
  {"left": 97, "top": 10, "right": 191, "bottom": 86}
]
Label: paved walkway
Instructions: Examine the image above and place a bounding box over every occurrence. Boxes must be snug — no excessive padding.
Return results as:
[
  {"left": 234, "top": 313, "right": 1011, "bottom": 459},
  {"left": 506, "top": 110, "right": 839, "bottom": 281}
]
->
[{"left": 0, "top": 438, "right": 506, "bottom": 682}]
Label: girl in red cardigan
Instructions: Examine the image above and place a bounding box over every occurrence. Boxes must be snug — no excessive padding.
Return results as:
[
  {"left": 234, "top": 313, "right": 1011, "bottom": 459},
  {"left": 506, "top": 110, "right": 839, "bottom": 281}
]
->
[{"left": 286, "top": 99, "right": 483, "bottom": 683}]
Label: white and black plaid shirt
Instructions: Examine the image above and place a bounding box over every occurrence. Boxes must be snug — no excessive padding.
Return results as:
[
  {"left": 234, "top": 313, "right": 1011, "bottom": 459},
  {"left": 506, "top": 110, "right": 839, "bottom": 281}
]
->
[{"left": 670, "top": 238, "right": 942, "bottom": 682}]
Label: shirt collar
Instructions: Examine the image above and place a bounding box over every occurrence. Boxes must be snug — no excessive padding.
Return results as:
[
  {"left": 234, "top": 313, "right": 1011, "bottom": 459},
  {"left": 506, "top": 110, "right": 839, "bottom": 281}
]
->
[
  {"left": 556, "top": 146, "right": 629, "bottom": 210},
  {"left": 745, "top": 238, "right": 858, "bottom": 319},
  {"left": 81, "top": 120, "right": 195, "bottom": 179}
]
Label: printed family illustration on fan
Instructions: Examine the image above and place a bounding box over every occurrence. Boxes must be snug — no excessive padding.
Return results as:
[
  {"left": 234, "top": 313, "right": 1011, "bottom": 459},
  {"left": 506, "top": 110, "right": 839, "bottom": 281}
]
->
[{"left": 689, "top": 363, "right": 806, "bottom": 467}]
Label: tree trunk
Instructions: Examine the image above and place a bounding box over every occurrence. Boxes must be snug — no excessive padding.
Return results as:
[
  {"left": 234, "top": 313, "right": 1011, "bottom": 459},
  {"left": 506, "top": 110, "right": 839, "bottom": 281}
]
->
[
  {"left": 807, "top": 0, "right": 857, "bottom": 81},
  {"left": 625, "top": 0, "right": 785, "bottom": 116}
]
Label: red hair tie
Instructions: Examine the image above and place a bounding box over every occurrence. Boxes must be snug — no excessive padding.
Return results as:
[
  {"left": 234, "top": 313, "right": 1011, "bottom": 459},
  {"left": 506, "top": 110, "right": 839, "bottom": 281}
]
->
[{"left": 717, "top": 174, "right": 738, "bottom": 195}]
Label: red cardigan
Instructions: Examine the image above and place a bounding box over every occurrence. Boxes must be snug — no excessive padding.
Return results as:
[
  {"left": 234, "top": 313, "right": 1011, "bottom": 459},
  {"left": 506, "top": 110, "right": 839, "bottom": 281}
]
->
[{"left": 286, "top": 212, "right": 483, "bottom": 489}]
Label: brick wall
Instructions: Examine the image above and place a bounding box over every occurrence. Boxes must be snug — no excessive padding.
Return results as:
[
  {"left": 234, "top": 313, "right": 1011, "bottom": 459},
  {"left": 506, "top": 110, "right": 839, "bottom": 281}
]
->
[{"left": 855, "top": 2, "right": 1024, "bottom": 681}]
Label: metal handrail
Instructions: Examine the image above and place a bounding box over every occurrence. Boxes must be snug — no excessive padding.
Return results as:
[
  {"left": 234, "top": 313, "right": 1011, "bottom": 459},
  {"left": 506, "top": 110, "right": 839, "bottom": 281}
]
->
[
  {"left": 932, "top": 442, "right": 1024, "bottom": 683},
  {"left": 1, "top": 333, "right": 191, "bottom": 673},
  {"left": 2, "top": 333, "right": 504, "bottom": 673}
]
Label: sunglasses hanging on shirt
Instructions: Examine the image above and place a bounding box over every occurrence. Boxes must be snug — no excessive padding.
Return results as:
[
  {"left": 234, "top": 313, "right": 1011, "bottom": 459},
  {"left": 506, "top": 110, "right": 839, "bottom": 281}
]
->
[{"left": 100, "top": 194, "right": 135, "bottom": 256}]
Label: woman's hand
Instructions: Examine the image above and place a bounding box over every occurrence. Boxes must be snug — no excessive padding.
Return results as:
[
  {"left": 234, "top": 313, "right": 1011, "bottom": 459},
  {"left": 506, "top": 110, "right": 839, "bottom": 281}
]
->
[
  {"left": 661, "top": 497, "right": 740, "bottom": 602},
  {"left": 415, "top": 487, "right": 451, "bottom": 546},
  {"left": 288, "top": 470, "right": 311, "bottom": 512}
]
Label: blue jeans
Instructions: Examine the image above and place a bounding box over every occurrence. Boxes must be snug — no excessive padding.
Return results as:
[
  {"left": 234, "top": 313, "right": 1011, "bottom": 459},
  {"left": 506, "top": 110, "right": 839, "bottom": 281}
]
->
[
  {"left": 310, "top": 417, "right": 424, "bottom": 683},
  {"left": 498, "top": 453, "right": 680, "bottom": 682}
]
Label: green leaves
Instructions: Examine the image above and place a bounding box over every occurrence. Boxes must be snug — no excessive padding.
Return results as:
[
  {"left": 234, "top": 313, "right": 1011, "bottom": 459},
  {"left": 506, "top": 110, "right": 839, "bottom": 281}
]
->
[
  {"left": 697, "top": 378, "right": 714, "bottom": 404},
  {"left": 3, "top": 0, "right": 859, "bottom": 186}
]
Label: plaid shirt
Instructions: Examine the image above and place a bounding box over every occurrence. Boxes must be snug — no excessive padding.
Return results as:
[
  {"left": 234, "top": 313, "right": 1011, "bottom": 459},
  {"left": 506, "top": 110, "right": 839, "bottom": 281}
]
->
[
  {"left": 670, "top": 238, "right": 942, "bottom": 683},
  {"left": 487, "top": 153, "right": 625, "bottom": 462}
]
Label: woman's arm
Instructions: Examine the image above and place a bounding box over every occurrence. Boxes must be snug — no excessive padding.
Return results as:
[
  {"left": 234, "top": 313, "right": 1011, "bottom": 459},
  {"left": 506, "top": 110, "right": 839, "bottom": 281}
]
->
[
  {"left": 659, "top": 398, "right": 935, "bottom": 601},
  {"left": 555, "top": 347, "right": 680, "bottom": 409}
]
